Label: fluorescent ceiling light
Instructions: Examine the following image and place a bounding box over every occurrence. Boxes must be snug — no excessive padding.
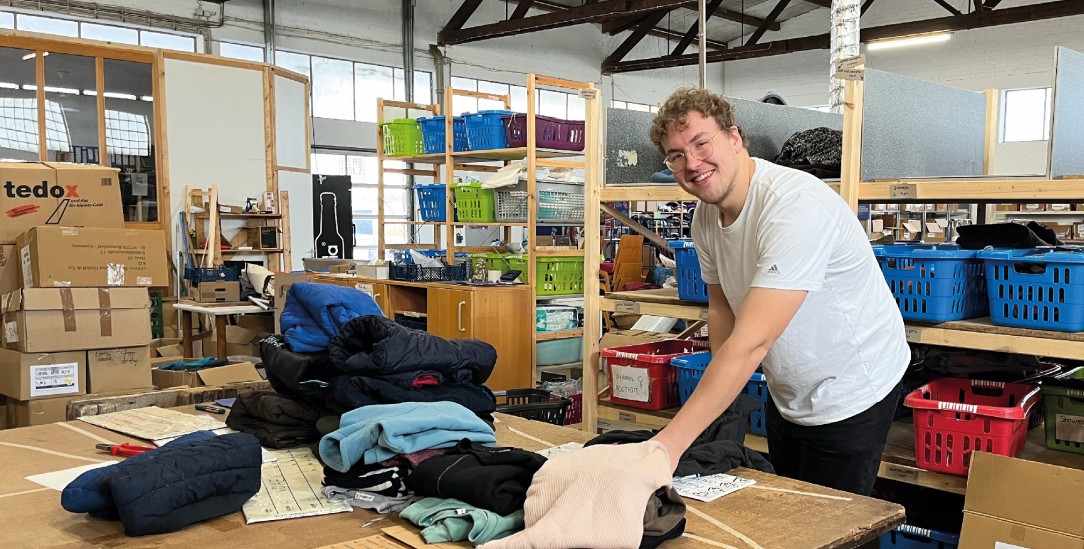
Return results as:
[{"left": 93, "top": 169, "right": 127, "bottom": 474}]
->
[
  {"left": 83, "top": 89, "right": 97, "bottom": 96},
  {"left": 0, "top": 82, "right": 19, "bottom": 90},
  {"left": 44, "top": 86, "right": 79, "bottom": 94},
  {"left": 140, "top": 95, "right": 153, "bottom": 102},
  {"left": 103, "top": 92, "right": 137, "bottom": 100},
  {"left": 21, "top": 51, "right": 47, "bottom": 61},
  {"left": 867, "top": 33, "right": 951, "bottom": 51},
  {"left": 22, "top": 84, "right": 37, "bottom": 91}
]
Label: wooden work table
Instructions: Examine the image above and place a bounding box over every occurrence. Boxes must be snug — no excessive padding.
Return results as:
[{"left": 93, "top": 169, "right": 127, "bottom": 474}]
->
[
  {"left": 311, "top": 274, "right": 535, "bottom": 391},
  {"left": 0, "top": 412, "right": 902, "bottom": 548}
]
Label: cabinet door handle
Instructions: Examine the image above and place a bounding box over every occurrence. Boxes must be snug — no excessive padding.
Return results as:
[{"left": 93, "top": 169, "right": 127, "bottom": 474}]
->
[
  {"left": 373, "top": 293, "right": 381, "bottom": 298},
  {"left": 457, "top": 301, "right": 466, "bottom": 332}
]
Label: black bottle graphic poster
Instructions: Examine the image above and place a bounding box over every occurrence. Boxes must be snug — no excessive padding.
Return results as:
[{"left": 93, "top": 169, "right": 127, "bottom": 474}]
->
[{"left": 312, "top": 175, "right": 352, "bottom": 259}]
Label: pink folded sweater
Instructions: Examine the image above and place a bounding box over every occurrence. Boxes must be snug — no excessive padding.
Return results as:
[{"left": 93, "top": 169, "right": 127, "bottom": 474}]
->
[{"left": 480, "top": 440, "right": 672, "bottom": 549}]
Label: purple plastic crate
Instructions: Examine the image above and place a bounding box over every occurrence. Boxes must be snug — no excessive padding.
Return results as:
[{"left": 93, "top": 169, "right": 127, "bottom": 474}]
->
[{"left": 503, "top": 113, "right": 585, "bottom": 151}]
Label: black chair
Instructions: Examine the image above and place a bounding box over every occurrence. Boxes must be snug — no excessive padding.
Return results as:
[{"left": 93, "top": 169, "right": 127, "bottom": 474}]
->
[{"left": 494, "top": 388, "right": 572, "bottom": 426}]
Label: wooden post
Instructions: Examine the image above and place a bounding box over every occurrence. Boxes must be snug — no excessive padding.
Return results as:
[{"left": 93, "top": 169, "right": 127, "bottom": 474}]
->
[
  {"left": 839, "top": 79, "right": 864, "bottom": 213},
  {"left": 581, "top": 82, "right": 602, "bottom": 433}
]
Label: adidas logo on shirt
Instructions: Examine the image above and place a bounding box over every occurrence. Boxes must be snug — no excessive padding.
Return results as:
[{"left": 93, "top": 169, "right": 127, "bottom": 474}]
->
[{"left": 766, "top": 264, "right": 780, "bottom": 276}]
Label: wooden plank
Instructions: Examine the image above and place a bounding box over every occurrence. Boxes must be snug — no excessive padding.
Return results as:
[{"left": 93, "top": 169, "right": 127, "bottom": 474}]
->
[
  {"left": 597, "top": 398, "right": 677, "bottom": 429},
  {"left": 984, "top": 88, "right": 999, "bottom": 175},
  {"left": 280, "top": 190, "right": 291, "bottom": 271},
  {"left": 858, "top": 178, "right": 1084, "bottom": 201},
  {"left": 536, "top": 328, "right": 584, "bottom": 341},
  {"left": 535, "top": 75, "right": 594, "bottom": 90},
  {"left": 535, "top": 158, "right": 585, "bottom": 169},
  {"left": 600, "top": 185, "right": 696, "bottom": 201},
  {"left": 264, "top": 67, "right": 277, "bottom": 198},
  {"left": 534, "top": 247, "right": 582, "bottom": 256},
  {"left": 839, "top": 79, "right": 863, "bottom": 213},
  {"left": 600, "top": 203, "right": 669, "bottom": 248},
  {"left": 35, "top": 50, "right": 46, "bottom": 161},
  {"left": 452, "top": 89, "right": 512, "bottom": 104},
  {"left": 582, "top": 81, "right": 603, "bottom": 434},
  {"left": 602, "top": 295, "right": 707, "bottom": 319},
  {"left": 905, "top": 318, "right": 1084, "bottom": 360},
  {"left": 95, "top": 57, "right": 107, "bottom": 165}
]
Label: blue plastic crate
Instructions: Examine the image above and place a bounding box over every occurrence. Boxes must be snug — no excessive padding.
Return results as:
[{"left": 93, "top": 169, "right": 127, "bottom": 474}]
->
[
  {"left": 978, "top": 247, "right": 1084, "bottom": 332},
  {"left": 464, "top": 110, "right": 513, "bottom": 150},
  {"left": 653, "top": 266, "right": 675, "bottom": 285},
  {"left": 879, "top": 525, "right": 959, "bottom": 549},
  {"left": 418, "top": 116, "right": 468, "bottom": 154},
  {"left": 392, "top": 249, "right": 467, "bottom": 265},
  {"left": 746, "top": 371, "right": 768, "bottom": 436},
  {"left": 672, "top": 351, "right": 768, "bottom": 435},
  {"left": 872, "top": 244, "right": 988, "bottom": 322},
  {"left": 415, "top": 184, "right": 449, "bottom": 222},
  {"left": 669, "top": 240, "right": 709, "bottom": 303}
]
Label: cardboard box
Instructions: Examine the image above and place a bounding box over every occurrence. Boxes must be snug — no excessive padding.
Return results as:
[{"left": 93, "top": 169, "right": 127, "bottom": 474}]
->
[
  {"left": 151, "top": 360, "right": 262, "bottom": 389},
  {"left": 0, "top": 245, "right": 18, "bottom": 296},
  {"left": 600, "top": 329, "right": 678, "bottom": 350},
  {"left": 194, "top": 281, "right": 240, "bottom": 303},
  {"left": 960, "top": 452, "right": 1084, "bottom": 549},
  {"left": 0, "top": 162, "right": 123, "bottom": 245},
  {"left": 274, "top": 272, "right": 311, "bottom": 334},
  {"left": 7, "top": 394, "right": 79, "bottom": 427},
  {"left": 0, "top": 348, "right": 86, "bottom": 400},
  {"left": 18, "top": 226, "right": 169, "bottom": 288},
  {"left": 86, "top": 346, "right": 151, "bottom": 394},
  {"left": 1, "top": 287, "right": 151, "bottom": 352}
]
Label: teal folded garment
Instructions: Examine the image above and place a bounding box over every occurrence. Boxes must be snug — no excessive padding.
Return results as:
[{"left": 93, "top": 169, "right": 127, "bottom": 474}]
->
[{"left": 401, "top": 497, "right": 523, "bottom": 546}]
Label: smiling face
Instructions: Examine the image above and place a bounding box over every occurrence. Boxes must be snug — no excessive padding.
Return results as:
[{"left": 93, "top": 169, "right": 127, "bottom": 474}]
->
[{"left": 660, "top": 111, "right": 745, "bottom": 207}]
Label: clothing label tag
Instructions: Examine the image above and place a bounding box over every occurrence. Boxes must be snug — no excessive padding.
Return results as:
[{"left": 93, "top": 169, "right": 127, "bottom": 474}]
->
[
  {"left": 890, "top": 184, "right": 917, "bottom": 199},
  {"left": 611, "top": 364, "right": 650, "bottom": 402},
  {"left": 4, "top": 321, "right": 17, "bottom": 344},
  {"left": 1055, "top": 413, "right": 1084, "bottom": 443},
  {"left": 30, "top": 362, "right": 79, "bottom": 397},
  {"left": 614, "top": 300, "right": 639, "bottom": 314},
  {"left": 353, "top": 492, "right": 376, "bottom": 502},
  {"left": 454, "top": 508, "right": 468, "bottom": 516}
]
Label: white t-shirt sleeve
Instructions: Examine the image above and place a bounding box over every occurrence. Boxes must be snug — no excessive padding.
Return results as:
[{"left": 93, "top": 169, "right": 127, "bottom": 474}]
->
[
  {"left": 751, "top": 193, "right": 839, "bottom": 292},
  {"left": 691, "top": 207, "right": 720, "bottom": 285}
]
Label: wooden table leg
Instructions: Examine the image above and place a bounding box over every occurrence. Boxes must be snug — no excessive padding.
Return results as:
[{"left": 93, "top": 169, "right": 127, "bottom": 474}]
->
[
  {"left": 181, "top": 311, "right": 193, "bottom": 357},
  {"left": 216, "top": 315, "right": 228, "bottom": 358}
]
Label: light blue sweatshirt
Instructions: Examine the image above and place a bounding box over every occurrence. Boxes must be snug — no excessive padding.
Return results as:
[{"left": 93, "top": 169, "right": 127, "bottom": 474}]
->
[{"left": 319, "top": 401, "right": 495, "bottom": 472}]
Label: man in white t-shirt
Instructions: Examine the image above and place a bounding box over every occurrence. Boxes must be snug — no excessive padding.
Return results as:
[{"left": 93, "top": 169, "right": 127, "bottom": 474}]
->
[{"left": 648, "top": 88, "right": 909, "bottom": 495}]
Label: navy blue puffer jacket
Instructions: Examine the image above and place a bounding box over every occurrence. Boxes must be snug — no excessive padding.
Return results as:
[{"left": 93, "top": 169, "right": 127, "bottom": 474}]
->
[{"left": 62, "top": 432, "right": 262, "bottom": 536}]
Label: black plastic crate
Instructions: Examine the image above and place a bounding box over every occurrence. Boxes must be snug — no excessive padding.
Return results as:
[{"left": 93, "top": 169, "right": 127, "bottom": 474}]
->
[
  {"left": 495, "top": 389, "right": 572, "bottom": 426},
  {"left": 389, "top": 262, "right": 469, "bottom": 282},
  {"left": 184, "top": 265, "right": 240, "bottom": 283},
  {"left": 394, "top": 313, "right": 428, "bottom": 332}
]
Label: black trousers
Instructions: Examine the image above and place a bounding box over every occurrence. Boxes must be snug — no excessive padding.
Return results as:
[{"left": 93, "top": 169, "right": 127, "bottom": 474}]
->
[{"left": 764, "top": 379, "right": 902, "bottom": 496}]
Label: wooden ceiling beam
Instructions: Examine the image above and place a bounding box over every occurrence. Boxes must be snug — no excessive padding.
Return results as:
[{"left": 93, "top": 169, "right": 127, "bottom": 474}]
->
[
  {"left": 671, "top": 0, "right": 725, "bottom": 55},
  {"left": 605, "top": 0, "right": 1084, "bottom": 73},
  {"left": 604, "top": 11, "right": 670, "bottom": 66},
  {"left": 932, "top": 0, "right": 963, "bottom": 16},
  {"left": 440, "top": 0, "right": 485, "bottom": 40},
  {"left": 510, "top": 0, "right": 535, "bottom": 19},
  {"left": 440, "top": 0, "right": 693, "bottom": 45},
  {"left": 745, "top": 0, "right": 792, "bottom": 46}
]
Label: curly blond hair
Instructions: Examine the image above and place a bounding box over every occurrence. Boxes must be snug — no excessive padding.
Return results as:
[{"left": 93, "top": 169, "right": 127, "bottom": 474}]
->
[{"left": 649, "top": 88, "right": 737, "bottom": 153}]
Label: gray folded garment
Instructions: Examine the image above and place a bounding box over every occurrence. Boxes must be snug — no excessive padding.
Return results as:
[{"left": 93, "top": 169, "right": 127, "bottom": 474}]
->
[
  {"left": 643, "top": 486, "right": 686, "bottom": 537},
  {"left": 323, "top": 486, "right": 416, "bottom": 514}
]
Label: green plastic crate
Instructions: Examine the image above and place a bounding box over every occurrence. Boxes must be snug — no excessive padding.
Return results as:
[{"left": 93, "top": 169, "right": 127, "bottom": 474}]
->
[
  {"left": 453, "top": 182, "right": 496, "bottom": 223},
  {"left": 467, "top": 252, "right": 518, "bottom": 275},
  {"left": 381, "top": 118, "right": 423, "bottom": 157},
  {"left": 507, "top": 255, "right": 583, "bottom": 296},
  {"left": 1043, "top": 367, "right": 1084, "bottom": 455}
]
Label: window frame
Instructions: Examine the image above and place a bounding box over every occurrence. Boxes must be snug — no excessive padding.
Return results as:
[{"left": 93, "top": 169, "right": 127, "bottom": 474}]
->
[{"left": 1001, "top": 86, "right": 1053, "bottom": 143}]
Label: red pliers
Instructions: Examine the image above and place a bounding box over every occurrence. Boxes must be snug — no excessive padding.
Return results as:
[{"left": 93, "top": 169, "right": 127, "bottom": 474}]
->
[{"left": 96, "top": 443, "right": 155, "bottom": 457}]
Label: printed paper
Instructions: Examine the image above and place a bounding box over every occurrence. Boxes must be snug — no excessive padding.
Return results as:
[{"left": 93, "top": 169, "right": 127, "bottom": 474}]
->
[
  {"left": 672, "top": 473, "right": 756, "bottom": 502},
  {"left": 243, "top": 448, "right": 353, "bottom": 523},
  {"left": 78, "top": 406, "right": 227, "bottom": 443},
  {"left": 26, "top": 461, "right": 118, "bottom": 491},
  {"left": 535, "top": 442, "right": 583, "bottom": 458}
]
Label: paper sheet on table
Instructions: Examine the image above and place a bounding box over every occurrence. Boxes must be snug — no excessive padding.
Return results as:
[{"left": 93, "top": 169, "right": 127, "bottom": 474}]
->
[
  {"left": 671, "top": 473, "right": 756, "bottom": 502},
  {"left": 78, "top": 406, "right": 227, "bottom": 443},
  {"left": 243, "top": 448, "right": 353, "bottom": 524},
  {"left": 155, "top": 427, "right": 277, "bottom": 463},
  {"left": 26, "top": 461, "right": 118, "bottom": 491},
  {"left": 535, "top": 442, "right": 583, "bottom": 458}
]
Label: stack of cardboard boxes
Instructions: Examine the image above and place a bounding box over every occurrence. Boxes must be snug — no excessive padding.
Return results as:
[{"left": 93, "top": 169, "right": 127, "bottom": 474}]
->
[{"left": 0, "top": 161, "right": 168, "bottom": 427}]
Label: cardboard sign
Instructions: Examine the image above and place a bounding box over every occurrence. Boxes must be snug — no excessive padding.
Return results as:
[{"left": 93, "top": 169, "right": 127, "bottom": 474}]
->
[{"left": 611, "top": 364, "right": 650, "bottom": 403}]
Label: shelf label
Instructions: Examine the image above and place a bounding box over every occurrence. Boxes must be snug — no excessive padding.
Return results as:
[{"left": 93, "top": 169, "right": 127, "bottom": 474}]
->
[
  {"left": 834, "top": 55, "right": 866, "bottom": 81},
  {"left": 698, "top": 309, "right": 709, "bottom": 321},
  {"left": 1055, "top": 413, "right": 1084, "bottom": 443},
  {"left": 883, "top": 464, "right": 919, "bottom": 483},
  {"left": 578, "top": 88, "right": 599, "bottom": 100},
  {"left": 890, "top": 184, "right": 918, "bottom": 199},
  {"left": 617, "top": 411, "right": 636, "bottom": 423},
  {"left": 905, "top": 327, "right": 920, "bottom": 341},
  {"left": 838, "top": 54, "right": 866, "bottom": 71},
  {"left": 612, "top": 364, "right": 650, "bottom": 403},
  {"left": 615, "top": 300, "right": 640, "bottom": 314}
]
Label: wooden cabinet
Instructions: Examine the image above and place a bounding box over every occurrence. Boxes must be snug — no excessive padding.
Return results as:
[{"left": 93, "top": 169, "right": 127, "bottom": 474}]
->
[
  {"left": 428, "top": 288, "right": 474, "bottom": 339},
  {"left": 311, "top": 275, "right": 534, "bottom": 391}
]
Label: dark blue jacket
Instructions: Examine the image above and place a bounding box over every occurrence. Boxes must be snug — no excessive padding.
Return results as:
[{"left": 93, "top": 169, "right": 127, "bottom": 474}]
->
[
  {"left": 62, "top": 432, "right": 262, "bottom": 536},
  {"left": 281, "top": 282, "right": 384, "bottom": 352}
]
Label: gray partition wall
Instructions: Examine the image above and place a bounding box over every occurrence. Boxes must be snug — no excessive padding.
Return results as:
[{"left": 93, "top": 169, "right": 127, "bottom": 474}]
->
[
  {"left": 1050, "top": 47, "right": 1084, "bottom": 178},
  {"left": 605, "top": 100, "right": 842, "bottom": 184},
  {"left": 861, "top": 69, "right": 986, "bottom": 181}
]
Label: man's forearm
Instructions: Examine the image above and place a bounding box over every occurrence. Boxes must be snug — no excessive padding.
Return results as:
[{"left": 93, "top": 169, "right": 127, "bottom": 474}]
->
[{"left": 707, "top": 301, "right": 734, "bottom": 355}]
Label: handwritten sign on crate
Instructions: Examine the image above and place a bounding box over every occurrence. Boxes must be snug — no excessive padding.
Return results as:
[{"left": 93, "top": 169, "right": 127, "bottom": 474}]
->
[{"left": 611, "top": 364, "right": 650, "bottom": 402}]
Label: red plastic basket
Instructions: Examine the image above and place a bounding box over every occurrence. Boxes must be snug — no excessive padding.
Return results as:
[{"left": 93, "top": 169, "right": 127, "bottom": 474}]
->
[
  {"left": 601, "top": 339, "right": 710, "bottom": 410},
  {"left": 903, "top": 378, "right": 1041, "bottom": 476},
  {"left": 564, "top": 393, "right": 583, "bottom": 425}
]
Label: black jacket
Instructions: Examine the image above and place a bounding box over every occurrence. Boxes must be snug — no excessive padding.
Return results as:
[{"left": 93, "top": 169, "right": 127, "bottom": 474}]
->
[
  {"left": 328, "top": 315, "right": 497, "bottom": 386},
  {"left": 406, "top": 439, "right": 545, "bottom": 515},
  {"left": 226, "top": 390, "right": 322, "bottom": 448}
]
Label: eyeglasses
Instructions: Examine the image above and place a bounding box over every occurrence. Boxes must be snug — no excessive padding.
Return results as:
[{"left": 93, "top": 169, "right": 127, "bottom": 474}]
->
[{"left": 664, "top": 130, "right": 723, "bottom": 171}]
